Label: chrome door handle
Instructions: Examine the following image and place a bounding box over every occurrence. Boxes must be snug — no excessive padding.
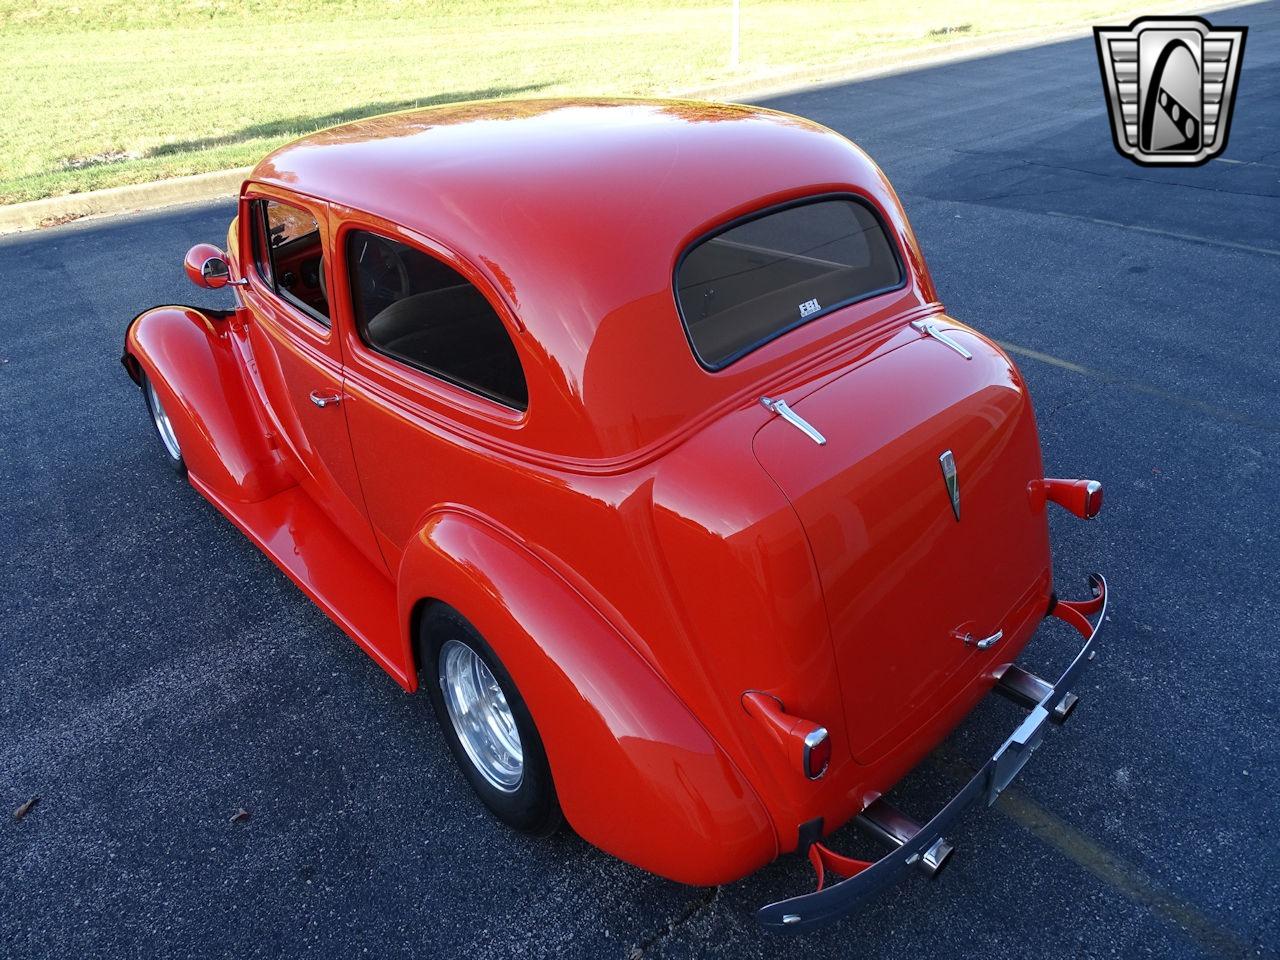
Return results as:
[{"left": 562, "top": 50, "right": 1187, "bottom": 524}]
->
[
  {"left": 309, "top": 390, "right": 342, "bottom": 408},
  {"left": 962, "top": 629, "right": 1003, "bottom": 650}
]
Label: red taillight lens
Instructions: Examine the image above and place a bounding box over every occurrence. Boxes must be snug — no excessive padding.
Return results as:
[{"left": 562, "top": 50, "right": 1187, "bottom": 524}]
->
[
  {"left": 804, "top": 727, "right": 831, "bottom": 780},
  {"left": 741, "top": 691, "right": 833, "bottom": 782},
  {"left": 1083, "top": 480, "right": 1103, "bottom": 518},
  {"left": 1037, "top": 478, "right": 1104, "bottom": 519}
]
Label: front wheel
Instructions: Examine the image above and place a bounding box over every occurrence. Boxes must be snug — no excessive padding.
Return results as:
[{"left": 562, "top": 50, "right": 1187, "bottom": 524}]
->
[
  {"left": 140, "top": 371, "right": 185, "bottom": 475},
  {"left": 420, "top": 605, "right": 561, "bottom": 836}
]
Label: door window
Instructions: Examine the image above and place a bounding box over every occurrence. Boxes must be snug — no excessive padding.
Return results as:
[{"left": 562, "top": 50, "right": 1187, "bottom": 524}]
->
[
  {"left": 255, "top": 199, "right": 331, "bottom": 326},
  {"left": 346, "top": 231, "right": 527, "bottom": 410}
]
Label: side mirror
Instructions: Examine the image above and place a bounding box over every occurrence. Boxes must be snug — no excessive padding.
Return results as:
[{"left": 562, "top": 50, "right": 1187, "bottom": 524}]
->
[{"left": 184, "top": 243, "right": 239, "bottom": 289}]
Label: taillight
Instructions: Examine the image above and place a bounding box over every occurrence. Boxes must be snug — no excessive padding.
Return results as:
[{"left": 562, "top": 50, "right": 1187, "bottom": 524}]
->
[
  {"left": 1034, "top": 478, "right": 1104, "bottom": 519},
  {"left": 741, "top": 691, "right": 832, "bottom": 781},
  {"left": 1082, "top": 480, "right": 1104, "bottom": 518},
  {"left": 804, "top": 727, "right": 831, "bottom": 780}
]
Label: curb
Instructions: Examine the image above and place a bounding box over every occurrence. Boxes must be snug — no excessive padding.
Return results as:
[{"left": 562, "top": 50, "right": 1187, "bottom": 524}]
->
[
  {"left": 0, "top": 167, "right": 250, "bottom": 235},
  {"left": 0, "top": 0, "right": 1244, "bottom": 237}
]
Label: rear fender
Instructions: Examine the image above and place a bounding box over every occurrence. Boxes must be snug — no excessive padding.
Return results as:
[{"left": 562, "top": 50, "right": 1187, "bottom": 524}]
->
[
  {"left": 123, "top": 306, "right": 291, "bottom": 503},
  {"left": 398, "top": 509, "right": 778, "bottom": 885}
]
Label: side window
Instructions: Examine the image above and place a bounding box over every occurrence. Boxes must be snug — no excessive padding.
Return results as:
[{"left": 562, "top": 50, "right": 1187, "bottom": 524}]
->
[
  {"left": 254, "top": 199, "right": 330, "bottom": 326},
  {"left": 346, "top": 230, "right": 528, "bottom": 410}
]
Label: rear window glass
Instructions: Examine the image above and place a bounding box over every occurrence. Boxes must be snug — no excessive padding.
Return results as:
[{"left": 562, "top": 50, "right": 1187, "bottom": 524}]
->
[{"left": 675, "top": 197, "right": 904, "bottom": 369}]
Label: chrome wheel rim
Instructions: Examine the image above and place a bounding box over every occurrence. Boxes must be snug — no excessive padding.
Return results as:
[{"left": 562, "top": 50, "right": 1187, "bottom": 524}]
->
[
  {"left": 145, "top": 379, "right": 181, "bottom": 462},
  {"left": 439, "top": 638, "right": 523, "bottom": 792}
]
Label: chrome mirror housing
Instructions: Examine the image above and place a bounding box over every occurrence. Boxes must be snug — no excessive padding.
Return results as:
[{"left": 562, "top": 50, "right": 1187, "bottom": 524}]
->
[{"left": 184, "top": 243, "right": 243, "bottom": 289}]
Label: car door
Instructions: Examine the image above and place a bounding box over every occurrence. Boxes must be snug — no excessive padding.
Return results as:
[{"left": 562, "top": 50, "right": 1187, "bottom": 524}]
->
[
  {"left": 326, "top": 212, "right": 531, "bottom": 572},
  {"left": 236, "top": 188, "right": 389, "bottom": 575}
]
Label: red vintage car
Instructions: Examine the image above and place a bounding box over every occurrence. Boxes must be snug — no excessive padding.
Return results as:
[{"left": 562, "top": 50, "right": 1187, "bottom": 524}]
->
[{"left": 122, "top": 99, "right": 1107, "bottom": 930}]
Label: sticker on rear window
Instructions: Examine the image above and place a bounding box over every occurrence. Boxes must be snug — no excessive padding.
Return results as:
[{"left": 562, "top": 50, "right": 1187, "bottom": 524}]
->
[{"left": 798, "top": 298, "right": 821, "bottom": 318}]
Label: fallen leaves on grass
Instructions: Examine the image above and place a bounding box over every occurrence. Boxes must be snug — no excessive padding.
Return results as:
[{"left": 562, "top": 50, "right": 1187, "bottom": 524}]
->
[{"left": 60, "top": 150, "right": 139, "bottom": 171}]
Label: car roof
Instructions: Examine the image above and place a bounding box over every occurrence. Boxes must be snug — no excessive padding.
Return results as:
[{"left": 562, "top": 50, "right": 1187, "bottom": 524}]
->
[{"left": 248, "top": 99, "right": 932, "bottom": 461}]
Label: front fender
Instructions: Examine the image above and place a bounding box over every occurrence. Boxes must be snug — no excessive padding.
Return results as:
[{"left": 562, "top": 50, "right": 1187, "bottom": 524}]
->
[
  {"left": 398, "top": 509, "right": 779, "bottom": 885},
  {"left": 123, "top": 306, "right": 291, "bottom": 503}
]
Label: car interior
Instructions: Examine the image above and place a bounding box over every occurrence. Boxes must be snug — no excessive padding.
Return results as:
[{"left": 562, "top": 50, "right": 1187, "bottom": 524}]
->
[
  {"left": 347, "top": 231, "right": 528, "bottom": 409},
  {"left": 254, "top": 203, "right": 526, "bottom": 410},
  {"left": 260, "top": 201, "right": 330, "bottom": 320}
]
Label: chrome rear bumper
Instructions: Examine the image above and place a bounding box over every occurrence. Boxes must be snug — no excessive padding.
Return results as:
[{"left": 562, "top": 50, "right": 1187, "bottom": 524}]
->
[{"left": 757, "top": 574, "right": 1107, "bottom": 933}]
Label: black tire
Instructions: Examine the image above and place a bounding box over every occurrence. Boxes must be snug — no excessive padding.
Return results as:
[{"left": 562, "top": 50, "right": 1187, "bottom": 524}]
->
[
  {"left": 419, "top": 605, "right": 561, "bottom": 836},
  {"left": 139, "top": 372, "right": 186, "bottom": 476}
]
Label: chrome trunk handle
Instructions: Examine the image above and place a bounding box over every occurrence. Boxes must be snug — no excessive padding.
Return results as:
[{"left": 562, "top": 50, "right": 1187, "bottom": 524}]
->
[
  {"left": 759, "top": 396, "right": 826, "bottom": 446},
  {"left": 963, "top": 629, "right": 1003, "bottom": 650},
  {"left": 910, "top": 319, "right": 973, "bottom": 360}
]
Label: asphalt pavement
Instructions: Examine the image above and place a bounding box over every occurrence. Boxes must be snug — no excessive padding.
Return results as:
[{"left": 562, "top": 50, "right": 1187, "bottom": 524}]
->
[{"left": 2, "top": 3, "right": 1278, "bottom": 957}]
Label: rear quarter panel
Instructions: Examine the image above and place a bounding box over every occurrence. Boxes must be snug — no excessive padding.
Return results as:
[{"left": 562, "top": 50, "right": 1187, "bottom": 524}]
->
[{"left": 396, "top": 510, "right": 778, "bottom": 884}]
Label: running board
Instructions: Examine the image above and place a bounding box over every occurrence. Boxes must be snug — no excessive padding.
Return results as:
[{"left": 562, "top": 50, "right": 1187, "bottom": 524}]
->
[
  {"left": 995, "top": 664, "right": 1079, "bottom": 724},
  {"left": 854, "top": 798, "right": 954, "bottom": 878}
]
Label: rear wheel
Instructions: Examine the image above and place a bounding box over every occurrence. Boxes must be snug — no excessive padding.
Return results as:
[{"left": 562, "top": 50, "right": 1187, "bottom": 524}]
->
[
  {"left": 141, "top": 372, "right": 185, "bottom": 475},
  {"left": 420, "top": 605, "right": 561, "bottom": 836}
]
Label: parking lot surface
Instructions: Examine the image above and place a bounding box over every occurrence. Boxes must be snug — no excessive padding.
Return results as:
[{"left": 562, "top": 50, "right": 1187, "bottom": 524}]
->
[{"left": 2, "top": 4, "right": 1277, "bottom": 957}]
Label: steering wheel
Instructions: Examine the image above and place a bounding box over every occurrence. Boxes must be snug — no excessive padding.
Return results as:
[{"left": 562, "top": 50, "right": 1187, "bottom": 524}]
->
[{"left": 352, "top": 233, "right": 411, "bottom": 315}]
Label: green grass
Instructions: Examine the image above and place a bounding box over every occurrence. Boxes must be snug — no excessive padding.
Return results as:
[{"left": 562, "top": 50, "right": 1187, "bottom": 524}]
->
[{"left": 0, "top": 0, "right": 1174, "bottom": 204}]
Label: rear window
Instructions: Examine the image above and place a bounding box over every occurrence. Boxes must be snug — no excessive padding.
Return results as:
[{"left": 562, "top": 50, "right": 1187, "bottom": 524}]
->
[{"left": 675, "top": 197, "right": 904, "bottom": 369}]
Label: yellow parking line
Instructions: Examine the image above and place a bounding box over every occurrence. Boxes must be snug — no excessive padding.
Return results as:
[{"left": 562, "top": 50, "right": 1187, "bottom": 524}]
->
[
  {"left": 934, "top": 756, "right": 1259, "bottom": 957},
  {"left": 994, "top": 787, "right": 1262, "bottom": 959},
  {"left": 997, "top": 340, "right": 1280, "bottom": 434},
  {"left": 998, "top": 341, "right": 1093, "bottom": 376},
  {"left": 1044, "top": 210, "right": 1280, "bottom": 259}
]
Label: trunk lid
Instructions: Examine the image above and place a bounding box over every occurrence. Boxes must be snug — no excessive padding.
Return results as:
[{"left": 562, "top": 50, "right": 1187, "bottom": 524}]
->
[{"left": 753, "top": 324, "right": 1052, "bottom": 764}]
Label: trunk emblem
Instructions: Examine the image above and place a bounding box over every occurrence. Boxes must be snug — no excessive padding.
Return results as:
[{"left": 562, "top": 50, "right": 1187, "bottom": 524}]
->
[{"left": 939, "top": 450, "right": 961, "bottom": 520}]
